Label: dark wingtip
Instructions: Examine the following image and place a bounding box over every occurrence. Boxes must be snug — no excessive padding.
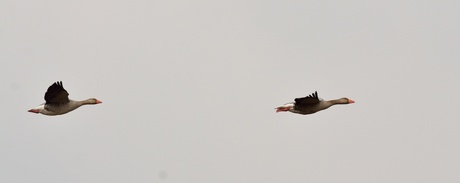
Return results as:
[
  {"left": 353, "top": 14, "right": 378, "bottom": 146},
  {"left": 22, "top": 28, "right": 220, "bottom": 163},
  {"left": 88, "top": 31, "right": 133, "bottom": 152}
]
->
[
  {"left": 52, "top": 81, "right": 65, "bottom": 89},
  {"left": 306, "top": 91, "right": 318, "bottom": 99}
]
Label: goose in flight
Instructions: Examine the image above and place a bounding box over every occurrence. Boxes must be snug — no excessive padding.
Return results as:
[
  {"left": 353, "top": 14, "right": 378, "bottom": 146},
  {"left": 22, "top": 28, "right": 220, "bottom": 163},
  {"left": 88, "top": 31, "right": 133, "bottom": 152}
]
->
[
  {"left": 276, "top": 91, "right": 354, "bottom": 115},
  {"left": 28, "top": 81, "right": 102, "bottom": 116}
]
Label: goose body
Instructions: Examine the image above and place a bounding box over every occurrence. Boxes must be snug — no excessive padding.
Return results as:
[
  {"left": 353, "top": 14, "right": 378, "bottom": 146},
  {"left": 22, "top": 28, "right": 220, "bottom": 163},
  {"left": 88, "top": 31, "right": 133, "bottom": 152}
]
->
[
  {"left": 276, "top": 91, "right": 354, "bottom": 115},
  {"left": 28, "top": 81, "right": 102, "bottom": 116}
]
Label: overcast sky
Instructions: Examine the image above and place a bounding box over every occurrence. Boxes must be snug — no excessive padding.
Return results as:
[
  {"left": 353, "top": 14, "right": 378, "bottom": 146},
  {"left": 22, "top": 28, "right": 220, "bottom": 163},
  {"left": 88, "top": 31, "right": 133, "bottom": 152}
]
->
[{"left": 1, "top": 0, "right": 460, "bottom": 182}]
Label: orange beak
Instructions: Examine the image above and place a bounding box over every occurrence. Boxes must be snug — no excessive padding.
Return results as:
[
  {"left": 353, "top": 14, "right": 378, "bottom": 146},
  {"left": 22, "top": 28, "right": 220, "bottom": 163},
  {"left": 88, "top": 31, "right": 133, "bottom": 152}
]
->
[
  {"left": 96, "top": 100, "right": 102, "bottom": 104},
  {"left": 348, "top": 99, "right": 355, "bottom": 103},
  {"left": 28, "top": 109, "right": 39, "bottom": 113},
  {"left": 276, "top": 107, "right": 289, "bottom": 112}
]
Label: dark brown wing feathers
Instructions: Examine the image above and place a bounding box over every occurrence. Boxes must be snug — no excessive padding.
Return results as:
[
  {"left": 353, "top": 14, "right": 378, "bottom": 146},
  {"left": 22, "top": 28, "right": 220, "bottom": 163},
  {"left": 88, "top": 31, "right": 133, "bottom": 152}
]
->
[
  {"left": 294, "top": 91, "right": 320, "bottom": 106},
  {"left": 44, "top": 81, "right": 70, "bottom": 104}
]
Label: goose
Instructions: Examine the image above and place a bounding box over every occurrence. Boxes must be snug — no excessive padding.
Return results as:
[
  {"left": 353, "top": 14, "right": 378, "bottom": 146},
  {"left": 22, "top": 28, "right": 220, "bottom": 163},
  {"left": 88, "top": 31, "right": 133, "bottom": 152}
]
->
[
  {"left": 28, "top": 81, "right": 102, "bottom": 116},
  {"left": 275, "top": 91, "right": 354, "bottom": 115}
]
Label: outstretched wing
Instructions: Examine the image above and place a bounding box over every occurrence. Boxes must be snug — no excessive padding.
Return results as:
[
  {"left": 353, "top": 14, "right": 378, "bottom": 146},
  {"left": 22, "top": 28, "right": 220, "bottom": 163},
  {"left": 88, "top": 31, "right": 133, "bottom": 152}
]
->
[
  {"left": 294, "top": 91, "right": 320, "bottom": 107},
  {"left": 44, "top": 81, "right": 69, "bottom": 104}
]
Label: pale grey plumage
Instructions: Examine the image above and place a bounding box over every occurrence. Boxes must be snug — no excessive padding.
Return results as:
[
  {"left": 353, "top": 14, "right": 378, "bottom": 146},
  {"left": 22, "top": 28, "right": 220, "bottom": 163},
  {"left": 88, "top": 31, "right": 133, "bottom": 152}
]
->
[
  {"left": 28, "top": 81, "right": 102, "bottom": 116},
  {"left": 276, "top": 91, "right": 354, "bottom": 115}
]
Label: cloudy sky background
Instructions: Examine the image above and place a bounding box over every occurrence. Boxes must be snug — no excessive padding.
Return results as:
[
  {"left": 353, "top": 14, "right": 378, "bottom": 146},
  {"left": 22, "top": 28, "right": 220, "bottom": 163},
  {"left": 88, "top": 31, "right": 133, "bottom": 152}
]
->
[{"left": 1, "top": 0, "right": 460, "bottom": 182}]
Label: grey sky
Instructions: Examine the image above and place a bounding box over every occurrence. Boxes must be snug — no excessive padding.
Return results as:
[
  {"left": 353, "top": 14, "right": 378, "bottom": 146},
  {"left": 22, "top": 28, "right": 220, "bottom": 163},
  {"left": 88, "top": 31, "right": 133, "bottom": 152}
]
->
[{"left": 1, "top": 0, "right": 460, "bottom": 182}]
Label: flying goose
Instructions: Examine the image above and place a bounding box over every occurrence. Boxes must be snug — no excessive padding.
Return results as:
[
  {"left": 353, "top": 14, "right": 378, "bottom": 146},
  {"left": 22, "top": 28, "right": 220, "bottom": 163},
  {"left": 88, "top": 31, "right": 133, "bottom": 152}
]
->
[
  {"left": 276, "top": 91, "right": 354, "bottom": 115},
  {"left": 28, "top": 81, "right": 102, "bottom": 116}
]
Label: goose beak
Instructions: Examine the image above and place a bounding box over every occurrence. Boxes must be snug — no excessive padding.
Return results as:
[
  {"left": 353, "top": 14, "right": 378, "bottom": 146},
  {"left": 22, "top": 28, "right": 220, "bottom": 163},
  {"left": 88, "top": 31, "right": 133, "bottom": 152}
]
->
[
  {"left": 275, "top": 107, "right": 290, "bottom": 113},
  {"left": 28, "top": 109, "right": 40, "bottom": 113},
  {"left": 348, "top": 99, "right": 355, "bottom": 103},
  {"left": 96, "top": 100, "right": 102, "bottom": 104}
]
